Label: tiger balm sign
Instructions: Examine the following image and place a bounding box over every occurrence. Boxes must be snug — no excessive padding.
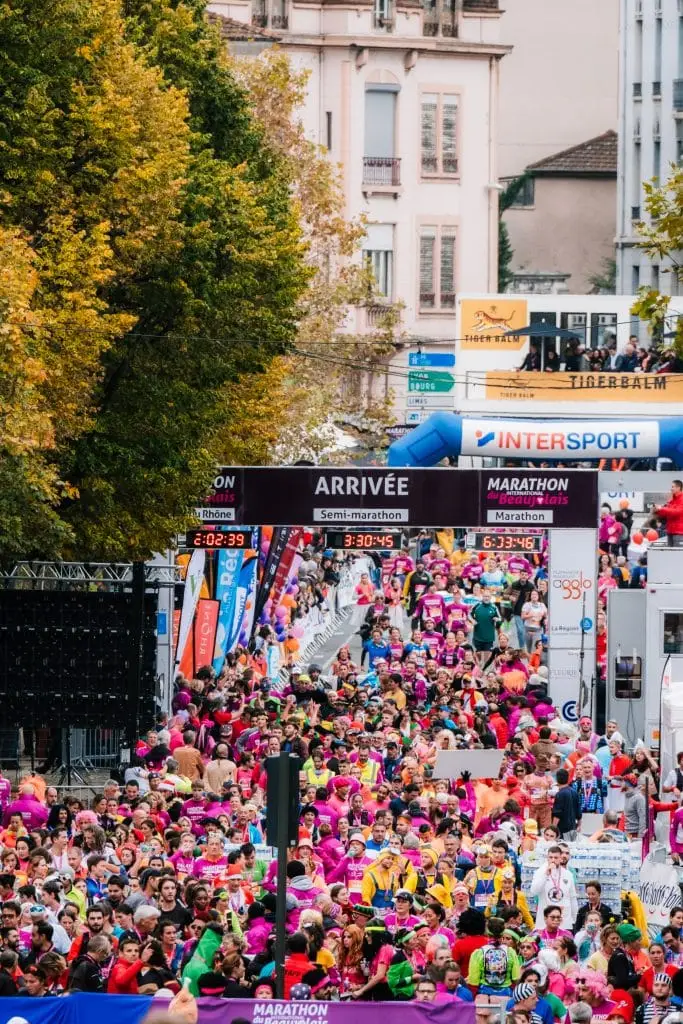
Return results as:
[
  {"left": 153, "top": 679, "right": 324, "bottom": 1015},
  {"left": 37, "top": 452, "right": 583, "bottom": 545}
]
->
[{"left": 460, "top": 299, "right": 528, "bottom": 350}]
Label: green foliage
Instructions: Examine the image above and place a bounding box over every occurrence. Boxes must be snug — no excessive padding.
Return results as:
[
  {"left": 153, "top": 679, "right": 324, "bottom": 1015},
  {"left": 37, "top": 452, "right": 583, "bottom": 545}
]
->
[
  {"left": 588, "top": 258, "right": 617, "bottom": 295},
  {"left": 0, "top": 0, "right": 309, "bottom": 561},
  {"left": 633, "top": 168, "right": 683, "bottom": 354},
  {"left": 497, "top": 173, "right": 530, "bottom": 292}
]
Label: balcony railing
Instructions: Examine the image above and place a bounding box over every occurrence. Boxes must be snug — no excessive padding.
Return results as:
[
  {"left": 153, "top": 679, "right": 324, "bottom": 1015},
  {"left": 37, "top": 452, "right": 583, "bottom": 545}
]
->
[
  {"left": 251, "top": 6, "right": 288, "bottom": 28},
  {"left": 362, "top": 157, "right": 401, "bottom": 187},
  {"left": 675, "top": 80, "right": 683, "bottom": 111},
  {"left": 372, "top": 8, "right": 395, "bottom": 28},
  {"left": 421, "top": 0, "right": 458, "bottom": 35},
  {"left": 365, "top": 303, "right": 391, "bottom": 327}
]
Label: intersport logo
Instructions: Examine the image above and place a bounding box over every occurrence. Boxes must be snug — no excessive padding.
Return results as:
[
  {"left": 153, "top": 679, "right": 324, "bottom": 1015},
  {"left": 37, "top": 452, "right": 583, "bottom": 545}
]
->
[{"left": 474, "top": 427, "right": 642, "bottom": 453}]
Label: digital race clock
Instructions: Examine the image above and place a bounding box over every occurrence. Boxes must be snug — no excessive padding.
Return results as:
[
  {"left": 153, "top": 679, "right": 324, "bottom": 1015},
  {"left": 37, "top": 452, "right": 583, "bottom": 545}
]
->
[
  {"left": 324, "top": 530, "right": 403, "bottom": 550},
  {"left": 185, "top": 527, "right": 253, "bottom": 549},
  {"left": 466, "top": 532, "right": 543, "bottom": 553}
]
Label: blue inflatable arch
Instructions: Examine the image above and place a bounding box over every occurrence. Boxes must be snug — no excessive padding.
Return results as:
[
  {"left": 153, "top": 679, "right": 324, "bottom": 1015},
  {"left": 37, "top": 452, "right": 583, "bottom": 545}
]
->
[{"left": 386, "top": 412, "right": 683, "bottom": 468}]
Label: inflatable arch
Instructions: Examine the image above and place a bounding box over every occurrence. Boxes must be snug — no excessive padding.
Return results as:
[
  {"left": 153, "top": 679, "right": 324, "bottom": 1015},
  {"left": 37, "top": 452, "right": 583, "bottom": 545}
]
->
[{"left": 387, "top": 412, "right": 683, "bottom": 468}]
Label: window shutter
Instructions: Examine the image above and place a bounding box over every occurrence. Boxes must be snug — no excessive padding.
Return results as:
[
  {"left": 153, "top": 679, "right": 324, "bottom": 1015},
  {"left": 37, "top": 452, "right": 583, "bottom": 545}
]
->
[
  {"left": 442, "top": 96, "right": 458, "bottom": 173},
  {"left": 419, "top": 231, "right": 436, "bottom": 308},
  {"left": 440, "top": 231, "right": 456, "bottom": 308},
  {"left": 421, "top": 96, "right": 438, "bottom": 174}
]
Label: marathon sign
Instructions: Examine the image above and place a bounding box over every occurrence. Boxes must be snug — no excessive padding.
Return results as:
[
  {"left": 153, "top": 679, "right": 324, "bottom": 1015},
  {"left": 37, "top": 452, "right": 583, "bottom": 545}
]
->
[{"left": 203, "top": 467, "right": 598, "bottom": 528}]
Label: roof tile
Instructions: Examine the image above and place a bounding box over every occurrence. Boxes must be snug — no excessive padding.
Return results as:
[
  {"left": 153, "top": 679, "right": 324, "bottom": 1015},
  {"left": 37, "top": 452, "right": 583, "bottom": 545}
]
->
[
  {"left": 207, "top": 12, "right": 281, "bottom": 41},
  {"left": 527, "top": 130, "right": 618, "bottom": 175}
]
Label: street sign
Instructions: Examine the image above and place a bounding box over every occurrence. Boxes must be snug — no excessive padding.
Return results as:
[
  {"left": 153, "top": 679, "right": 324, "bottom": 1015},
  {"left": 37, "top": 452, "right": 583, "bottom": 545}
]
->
[
  {"left": 407, "top": 370, "right": 455, "bottom": 393},
  {"left": 408, "top": 351, "right": 456, "bottom": 368},
  {"left": 194, "top": 506, "right": 235, "bottom": 523},
  {"left": 406, "top": 410, "right": 427, "bottom": 425},
  {"left": 406, "top": 394, "right": 454, "bottom": 408}
]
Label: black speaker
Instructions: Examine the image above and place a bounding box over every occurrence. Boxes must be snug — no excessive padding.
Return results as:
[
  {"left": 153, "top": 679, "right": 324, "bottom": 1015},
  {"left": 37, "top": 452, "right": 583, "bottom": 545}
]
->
[
  {"left": 0, "top": 588, "right": 158, "bottom": 729},
  {"left": 265, "top": 754, "right": 300, "bottom": 847}
]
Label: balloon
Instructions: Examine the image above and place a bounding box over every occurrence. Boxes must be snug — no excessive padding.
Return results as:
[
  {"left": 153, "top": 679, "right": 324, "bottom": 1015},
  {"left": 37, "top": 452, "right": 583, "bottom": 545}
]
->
[
  {"left": 291, "top": 625, "right": 305, "bottom": 638},
  {"left": 619, "top": 499, "right": 630, "bottom": 509},
  {"left": 632, "top": 531, "right": 644, "bottom": 545},
  {"left": 646, "top": 529, "right": 659, "bottom": 542}
]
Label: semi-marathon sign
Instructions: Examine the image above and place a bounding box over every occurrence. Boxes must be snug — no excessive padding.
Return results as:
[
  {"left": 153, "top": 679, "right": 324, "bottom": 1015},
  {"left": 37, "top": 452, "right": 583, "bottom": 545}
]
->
[{"left": 204, "top": 468, "right": 598, "bottom": 529}]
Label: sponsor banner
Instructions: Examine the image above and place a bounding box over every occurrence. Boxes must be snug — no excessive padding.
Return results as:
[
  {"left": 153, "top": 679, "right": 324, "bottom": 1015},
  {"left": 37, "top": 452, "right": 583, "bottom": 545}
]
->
[
  {"left": 252, "top": 527, "right": 289, "bottom": 634},
  {"left": 548, "top": 529, "right": 598, "bottom": 646},
  {"left": 193, "top": 599, "right": 219, "bottom": 675},
  {"left": 212, "top": 548, "right": 244, "bottom": 674},
  {"left": 482, "top": 472, "right": 597, "bottom": 529},
  {"left": 199, "top": 1000, "right": 476, "bottom": 1024},
  {"left": 600, "top": 490, "right": 645, "bottom": 512},
  {"left": 547, "top": 647, "right": 586, "bottom": 721},
  {"left": 483, "top": 370, "right": 683, "bottom": 403},
  {"left": 270, "top": 528, "right": 304, "bottom": 611},
  {"left": 174, "top": 549, "right": 206, "bottom": 669},
  {"left": 207, "top": 468, "right": 597, "bottom": 528},
  {"left": 459, "top": 298, "right": 528, "bottom": 350},
  {"left": 640, "top": 857, "right": 683, "bottom": 937},
  {"left": 0, "top": 994, "right": 476, "bottom": 1024},
  {"left": 461, "top": 418, "right": 660, "bottom": 461},
  {"left": 194, "top": 506, "right": 235, "bottom": 522}
]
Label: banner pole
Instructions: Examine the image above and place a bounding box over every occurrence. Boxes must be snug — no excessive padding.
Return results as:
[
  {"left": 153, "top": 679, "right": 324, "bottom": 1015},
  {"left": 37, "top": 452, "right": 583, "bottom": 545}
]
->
[{"left": 275, "top": 750, "right": 290, "bottom": 999}]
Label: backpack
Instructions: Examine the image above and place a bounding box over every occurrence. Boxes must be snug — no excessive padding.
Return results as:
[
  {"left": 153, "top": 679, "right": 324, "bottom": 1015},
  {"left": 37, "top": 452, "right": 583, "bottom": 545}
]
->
[{"left": 482, "top": 943, "right": 509, "bottom": 989}]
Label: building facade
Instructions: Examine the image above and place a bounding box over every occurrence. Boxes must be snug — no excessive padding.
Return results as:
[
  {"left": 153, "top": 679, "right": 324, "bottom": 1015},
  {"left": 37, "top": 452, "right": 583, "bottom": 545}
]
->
[
  {"left": 209, "top": 0, "right": 510, "bottom": 342},
  {"left": 497, "top": 0, "right": 619, "bottom": 182},
  {"left": 616, "top": 0, "right": 683, "bottom": 294},
  {"left": 504, "top": 132, "right": 618, "bottom": 295}
]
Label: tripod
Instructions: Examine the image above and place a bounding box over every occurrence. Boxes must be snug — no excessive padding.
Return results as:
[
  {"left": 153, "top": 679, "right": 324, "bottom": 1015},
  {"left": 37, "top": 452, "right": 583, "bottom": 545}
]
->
[{"left": 54, "top": 727, "right": 94, "bottom": 788}]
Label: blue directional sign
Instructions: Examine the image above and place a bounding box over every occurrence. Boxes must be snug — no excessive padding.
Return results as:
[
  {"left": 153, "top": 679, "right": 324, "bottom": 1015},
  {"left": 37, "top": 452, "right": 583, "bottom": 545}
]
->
[
  {"left": 408, "top": 351, "right": 456, "bottom": 368},
  {"left": 580, "top": 617, "right": 593, "bottom": 632}
]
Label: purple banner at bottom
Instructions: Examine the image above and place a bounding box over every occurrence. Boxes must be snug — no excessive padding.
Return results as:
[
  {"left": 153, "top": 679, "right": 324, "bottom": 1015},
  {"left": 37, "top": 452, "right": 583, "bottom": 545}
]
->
[
  {"left": 0, "top": 994, "right": 477, "bottom": 1024},
  {"left": 198, "top": 999, "right": 477, "bottom": 1024}
]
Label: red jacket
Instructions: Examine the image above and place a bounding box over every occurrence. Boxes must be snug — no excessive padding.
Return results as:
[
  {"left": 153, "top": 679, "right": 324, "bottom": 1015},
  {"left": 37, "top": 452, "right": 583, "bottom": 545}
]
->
[
  {"left": 107, "top": 957, "right": 142, "bottom": 994},
  {"left": 656, "top": 491, "right": 683, "bottom": 535},
  {"left": 283, "top": 952, "right": 313, "bottom": 998}
]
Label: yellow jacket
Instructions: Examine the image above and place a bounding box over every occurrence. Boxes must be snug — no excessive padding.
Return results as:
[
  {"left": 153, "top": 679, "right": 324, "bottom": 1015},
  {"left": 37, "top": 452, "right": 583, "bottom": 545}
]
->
[
  {"left": 488, "top": 883, "right": 534, "bottom": 931},
  {"left": 360, "top": 863, "right": 403, "bottom": 906}
]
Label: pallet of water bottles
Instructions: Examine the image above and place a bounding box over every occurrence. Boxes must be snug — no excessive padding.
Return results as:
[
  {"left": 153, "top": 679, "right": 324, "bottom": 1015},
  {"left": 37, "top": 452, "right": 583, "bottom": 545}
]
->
[{"left": 520, "top": 839, "right": 642, "bottom": 914}]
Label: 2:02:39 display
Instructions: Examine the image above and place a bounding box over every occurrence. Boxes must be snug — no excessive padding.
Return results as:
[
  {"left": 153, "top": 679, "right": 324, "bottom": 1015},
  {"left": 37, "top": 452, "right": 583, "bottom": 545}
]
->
[{"left": 188, "top": 530, "right": 248, "bottom": 548}]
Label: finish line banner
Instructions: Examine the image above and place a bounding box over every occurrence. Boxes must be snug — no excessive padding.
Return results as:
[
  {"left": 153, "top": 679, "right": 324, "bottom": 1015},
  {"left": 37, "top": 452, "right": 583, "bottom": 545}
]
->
[
  {"left": 204, "top": 467, "right": 598, "bottom": 529},
  {"left": 0, "top": 995, "right": 477, "bottom": 1024}
]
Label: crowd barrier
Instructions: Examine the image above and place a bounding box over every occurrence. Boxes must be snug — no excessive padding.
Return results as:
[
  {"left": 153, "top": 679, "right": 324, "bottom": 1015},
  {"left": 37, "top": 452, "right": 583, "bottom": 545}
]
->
[
  {"left": 281, "top": 579, "right": 354, "bottom": 680},
  {"left": 0, "top": 995, "right": 477, "bottom": 1024}
]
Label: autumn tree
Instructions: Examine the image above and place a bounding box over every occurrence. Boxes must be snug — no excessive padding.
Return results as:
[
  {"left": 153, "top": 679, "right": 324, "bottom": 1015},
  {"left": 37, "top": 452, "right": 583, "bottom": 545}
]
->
[
  {"left": 0, "top": 0, "right": 309, "bottom": 561},
  {"left": 632, "top": 167, "right": 683, "bottom": 349},
  {"left": 221, "top": 49, "right": 404, "bottom": 464}
]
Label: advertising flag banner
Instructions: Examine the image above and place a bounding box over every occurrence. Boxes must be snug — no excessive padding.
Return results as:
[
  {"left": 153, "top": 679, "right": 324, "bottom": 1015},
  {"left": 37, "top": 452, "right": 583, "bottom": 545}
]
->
[
  {"left": 212, "top": 548, "right": 244, "bottom": 674},
  {"left": 252, "top": 527, "right": 289, "bottom": 632},
  {"left": 174, "top": 548, "right": 206, "bottom": 669},
  {"left": 270, "top": 528, "right": 303, "bottom": 611},
  {"left": 193, "top": 599, "right": 220, "bottom": 675}
]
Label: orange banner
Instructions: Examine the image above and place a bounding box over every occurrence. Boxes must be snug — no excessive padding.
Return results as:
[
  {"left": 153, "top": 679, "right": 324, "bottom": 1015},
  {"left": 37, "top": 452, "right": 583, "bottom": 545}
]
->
[
  {"left": 483, "top": 370, "right": 683, "bottom": 403},
  {"left": 459, "top": 299, "right": 528, "bottom": 350},
  {"left": 193, "top": 599, "right": 220, "bottom": 675}
]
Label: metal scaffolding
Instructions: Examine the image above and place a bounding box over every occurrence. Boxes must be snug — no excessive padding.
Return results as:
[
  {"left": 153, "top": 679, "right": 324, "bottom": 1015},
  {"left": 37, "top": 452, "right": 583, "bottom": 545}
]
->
[{"left": 0, "top": 561, "right": 180, "bottom": 586}]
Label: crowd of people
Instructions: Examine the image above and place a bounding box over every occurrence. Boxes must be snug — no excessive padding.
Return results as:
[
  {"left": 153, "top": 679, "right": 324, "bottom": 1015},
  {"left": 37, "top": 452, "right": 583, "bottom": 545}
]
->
[
  {"left": 0, "top": 534, "right": 675, "bottom": 1024},
  {"left": 518, "top": 336, "right": 683, "bottom": 375}
]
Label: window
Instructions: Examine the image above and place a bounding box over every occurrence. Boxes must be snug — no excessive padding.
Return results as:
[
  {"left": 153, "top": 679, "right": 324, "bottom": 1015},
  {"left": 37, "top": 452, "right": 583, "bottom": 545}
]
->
[
  {"left": 363, "top": 224, "right": 394, "bottom": 299},
  {"left": 632, "top": 264, "right": 640, "bottom": 293},
  {"left": 677, "top": 120, "right": 683, "bottom": 163},
  {"left": 614, "top": 656, "right": 642, "bottom": 699},
  {"left": 326, "top": 112, "right": 332, "bottom": 151},
  {"left": 421, "top": 93, "right": 459, "bottom": 176},
  {"left": 654, "top": 140, "right": 661, "bottom": 179},
  {"left": 664, "top": 612, "right": 683, "bottom": 654},
  {"left": 504, "top": 176, "right": 535, "bottom": 208},
  {"left": 419, "top": 225, "right": 457, "bottom": 311}
]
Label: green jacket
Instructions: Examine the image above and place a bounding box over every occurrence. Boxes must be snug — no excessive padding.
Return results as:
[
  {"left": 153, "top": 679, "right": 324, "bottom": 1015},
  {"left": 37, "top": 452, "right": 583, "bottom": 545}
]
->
[{"left": 181, "top": 924, "right": 223, "bottom": 996}]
